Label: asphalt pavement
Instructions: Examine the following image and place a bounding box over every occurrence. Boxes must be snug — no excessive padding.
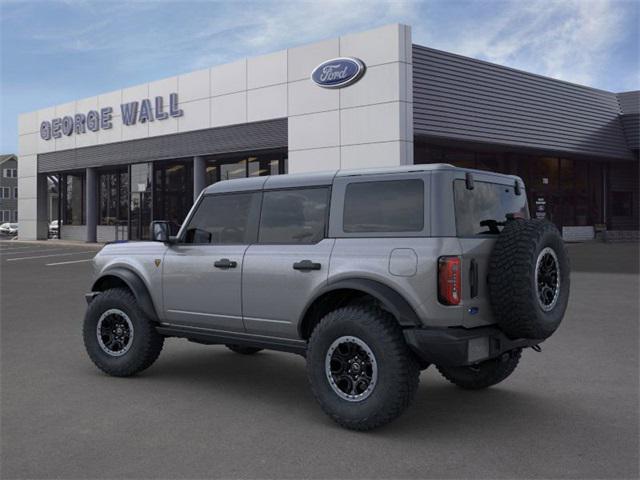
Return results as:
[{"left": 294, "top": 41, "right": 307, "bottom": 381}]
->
[{"left": 1, "top": 240, "right": 638, "bottom": 479}]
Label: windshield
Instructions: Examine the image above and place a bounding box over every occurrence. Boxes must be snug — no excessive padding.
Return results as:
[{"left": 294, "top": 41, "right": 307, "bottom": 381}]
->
[{"left": 454, "top": 179, "right": 529, "bottom": 236}]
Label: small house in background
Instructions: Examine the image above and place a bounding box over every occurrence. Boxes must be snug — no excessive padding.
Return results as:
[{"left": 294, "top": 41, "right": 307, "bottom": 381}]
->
[{"left": 0, "top": 154, "right": 18, "bottom": 224}]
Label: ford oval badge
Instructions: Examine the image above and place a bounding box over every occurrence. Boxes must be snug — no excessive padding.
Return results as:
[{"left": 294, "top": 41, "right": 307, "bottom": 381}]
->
[{"left": 311, "top": 57, "right": 366, "bottom": 89}]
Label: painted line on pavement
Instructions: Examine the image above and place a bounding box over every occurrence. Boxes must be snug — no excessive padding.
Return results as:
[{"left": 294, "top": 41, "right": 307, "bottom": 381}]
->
[
  {"left": 6, "top": 251, "right": 97, "bottom": 262},
  {"left": 46, "top": 258, "right": 94, "bottom": 266},
  {"left": 0, "top": 248, "right": 72, "bottom": 255}
]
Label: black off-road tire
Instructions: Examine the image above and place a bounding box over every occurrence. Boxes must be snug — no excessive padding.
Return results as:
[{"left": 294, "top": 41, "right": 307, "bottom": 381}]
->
[
  {"left": 436, "top": 349, "right": 522, "bottom": 390},
  {"left": 307, "top": 305, "right": 420, "bottom": 431},
  {"left": 83, "top": 288, "right": 164, "bottom": 377},
  {"left": 489, "top": 219, "right": 570, "bottom": 340},
  {"left": 225, "top": 344, "right": 263, "bottom": 355}
]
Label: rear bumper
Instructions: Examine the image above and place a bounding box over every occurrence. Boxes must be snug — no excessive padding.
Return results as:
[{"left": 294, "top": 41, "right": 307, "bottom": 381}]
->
[{"left": 403, "top": 326, "right": 541, "bottom": 367}]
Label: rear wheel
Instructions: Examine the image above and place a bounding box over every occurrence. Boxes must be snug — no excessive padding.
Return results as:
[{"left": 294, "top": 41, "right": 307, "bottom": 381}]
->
[
  {"left": 307, "top": 305, "right": 419, "bottom": 431},
  {"left": 436, "top": 349, "right": 522, "bottom": 390},
  {"left": 225, "top": 344, "right": 263, "bottom": 355},
  {"left": 83, "top": 288, "right": 164, "bottom": 377}
]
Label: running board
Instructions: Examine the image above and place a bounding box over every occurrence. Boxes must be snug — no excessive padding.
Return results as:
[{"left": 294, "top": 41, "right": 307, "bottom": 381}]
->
[{"left": 156, "top": 324, "right": 307, "bottom": 356}]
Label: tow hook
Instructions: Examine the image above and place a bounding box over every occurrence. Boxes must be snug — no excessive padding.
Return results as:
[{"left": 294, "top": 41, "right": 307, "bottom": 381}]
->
[{"left": 530, "top": 344, "right": 542, "bottom": 353}]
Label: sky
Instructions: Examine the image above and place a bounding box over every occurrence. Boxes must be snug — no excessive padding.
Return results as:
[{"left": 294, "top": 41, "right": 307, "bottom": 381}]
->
[{"left": 1, "top": 0, "right": 638, "bottom": 153}]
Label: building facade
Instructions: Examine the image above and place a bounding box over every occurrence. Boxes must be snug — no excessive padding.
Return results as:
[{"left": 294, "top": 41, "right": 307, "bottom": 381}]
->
[
  {"left": 0, "top": 154, "right": 18, "bottom": 224},
  {"left": 17, "top": 24, "right": 639, "bottom": 242}
]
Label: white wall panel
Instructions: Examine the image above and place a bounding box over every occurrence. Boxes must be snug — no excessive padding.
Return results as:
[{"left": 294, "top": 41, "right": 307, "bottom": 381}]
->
[
  {"left": 211, "top": 92, "right": 246, "bottom": 127},
  {"left": 248, "top": 50, "right": 287, "bottom": 89},
  {"left": 340, "top": 62, "right": 401, "bottom": 109},
  {"left": 149, "top": 76, "right": 178, "bottom": 99},
  {"left": 179, "top": 68, "right": 210, "bottom": 102},
  {"left": 18, "top": 133, "right": 38, "bottom": 156},
  {"left": 178, "top": 98, "right": 211, "bottom": 132},
  {"left": 341, "top": 102, "right": 402, "bottom": 146},
  {"left": 149, "top": 113, "right": 179, "bottom": 137},
  {"left": 18, "top": 112, "right": 38, "bottom": 135},
  {"left": 288, "top": 147, "right": 340, "bottom": 173},
  {"left": 211, "top": 59, "right": 246, "bottom": 96},
  {"left": 247, "top": 84, "right": 287, "bottom": 122},
  {"left": 340, "top": 24, "right": 403, "bottom": 67},
  {"left": 121, "top": 117, "right": 149, "bottom": 141},
  {"left": 289, "top": 110, "right": 339, "bottom": 150},
  {"left": 288, "top": 38, "right": 339, "bottom": 82},
  {"left": 288, "top": 79, "right": 339, "bottom": 116},
  {"left": 98, "top": 90, "right": 122, "bottom": 110}
]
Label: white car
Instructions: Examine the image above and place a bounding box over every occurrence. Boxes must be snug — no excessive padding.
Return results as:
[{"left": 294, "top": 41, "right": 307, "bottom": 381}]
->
[{"left": 0, "top": 223, "right": 18, "bottom": 235}]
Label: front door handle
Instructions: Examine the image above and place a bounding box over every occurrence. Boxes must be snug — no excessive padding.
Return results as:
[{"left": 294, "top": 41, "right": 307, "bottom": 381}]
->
[
  {"left": 293, "top": 260, "right": 321, "bottom": 271},
  {"left": 214, "top": 258, "right": 237, "bottom": 269}
]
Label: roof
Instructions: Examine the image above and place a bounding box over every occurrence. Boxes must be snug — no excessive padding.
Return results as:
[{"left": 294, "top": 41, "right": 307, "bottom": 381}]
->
[
  {"left": 412, "top": 44, "right": 635, "bottom": 160},
  {"left": 0, "top": 154, "right": 17, "bottom": 166},
  {"left": 616, "top": 91, "right": 639, "bottom": 150},
  {"left": 203, "top": 163, "right": 518, "bottom": 194}
]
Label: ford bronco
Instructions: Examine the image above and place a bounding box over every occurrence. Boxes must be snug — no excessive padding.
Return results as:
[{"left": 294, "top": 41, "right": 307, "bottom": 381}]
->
[{"left": 83, "top": 164, "right": 570, "bottom": 430}]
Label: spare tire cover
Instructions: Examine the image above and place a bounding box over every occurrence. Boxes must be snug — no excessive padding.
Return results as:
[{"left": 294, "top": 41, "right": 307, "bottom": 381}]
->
[{"left": 488, "top": 219, "right": 570, "bottom": 340}]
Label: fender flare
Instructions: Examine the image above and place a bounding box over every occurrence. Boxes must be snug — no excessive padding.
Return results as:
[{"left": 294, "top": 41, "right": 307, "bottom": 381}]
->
[
  {"left": 299, "top": 278, "right": 421, "bottom": 334},
  {"left": 92, "top": 267, "right": 159, "bottom": 321}
]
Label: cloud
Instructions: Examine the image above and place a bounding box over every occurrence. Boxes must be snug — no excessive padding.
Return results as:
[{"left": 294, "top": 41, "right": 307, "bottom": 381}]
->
[{"left": 414, "top": 0, "right": 637, "bottom": 89}]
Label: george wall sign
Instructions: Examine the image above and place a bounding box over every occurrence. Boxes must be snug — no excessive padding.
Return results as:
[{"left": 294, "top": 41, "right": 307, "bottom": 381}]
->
[
  {"left": 40, "top": 93, "right": 184, "bottom": 140},
  {"left": 311, "top": 57, "right": 366, "bottom": 89}
]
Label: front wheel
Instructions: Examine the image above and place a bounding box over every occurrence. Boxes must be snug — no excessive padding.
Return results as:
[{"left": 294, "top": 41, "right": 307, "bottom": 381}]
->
[
  {"left": 436, "top": 349, "right": 522, "bottom": 390},
  {"left": 83, "top": 288, "right": 164, "bottom": 377},
  {"left": 307, "top": 305, "right": 419, "bottom": 431}
]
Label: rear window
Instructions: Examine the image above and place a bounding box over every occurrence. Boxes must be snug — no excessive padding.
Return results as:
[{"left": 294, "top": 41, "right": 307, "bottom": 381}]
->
[
  {"left": 454, "top": 179, "right": 529, "bottom": 236},
  {"left": 343, "top": 179, "right": 424, "bottom": 233}
]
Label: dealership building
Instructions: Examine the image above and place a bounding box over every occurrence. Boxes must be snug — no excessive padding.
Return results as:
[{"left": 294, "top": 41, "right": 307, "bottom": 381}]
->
[{"left": 17, "top": 24, "right": 639, "bottom": 242}]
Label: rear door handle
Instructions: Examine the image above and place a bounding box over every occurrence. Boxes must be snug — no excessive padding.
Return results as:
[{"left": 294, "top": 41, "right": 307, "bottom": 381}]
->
[
  {"left": 214, "top": 258, "right": 237, "bottom": 269},
  {"left": 293, "top": 260, "right": 321, "bottom": 271}
]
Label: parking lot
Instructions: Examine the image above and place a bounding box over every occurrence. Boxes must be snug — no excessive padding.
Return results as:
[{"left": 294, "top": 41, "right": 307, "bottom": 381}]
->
[{"left": 1, "top": 240, "right": 638, "bottom": 479}]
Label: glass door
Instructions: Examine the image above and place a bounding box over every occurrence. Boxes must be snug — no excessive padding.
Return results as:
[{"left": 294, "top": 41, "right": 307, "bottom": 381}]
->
[{"left": 129, "top": 163, "right": 152, "bottom": 240}]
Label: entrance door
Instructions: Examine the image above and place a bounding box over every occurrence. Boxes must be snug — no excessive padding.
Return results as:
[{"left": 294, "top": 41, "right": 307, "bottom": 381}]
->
[
  {"left": 162, "top": 191, "right": 261, "bottom": 331},
  {"left": 129, "top": 192, "right": 151, "bottom": 240}
]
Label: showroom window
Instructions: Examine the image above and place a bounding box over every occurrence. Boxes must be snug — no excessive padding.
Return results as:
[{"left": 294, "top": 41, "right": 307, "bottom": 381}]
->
[
  {"left": 259, "top": 188, "right": 329, "bottom": 244},
  {"left": 98, "top": 169, "right": 128, "bottom": 225},
  {"left": 61, "top": 173, "right": 85, "bottom": 225},
  {"left": 205, "top": 150, "right": 286, "bottom": 185}
]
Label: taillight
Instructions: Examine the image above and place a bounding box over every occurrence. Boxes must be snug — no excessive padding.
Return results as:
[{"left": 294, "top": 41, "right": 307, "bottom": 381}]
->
[{"left": 438, "top": 256, "right": 461, "bottom": 305}]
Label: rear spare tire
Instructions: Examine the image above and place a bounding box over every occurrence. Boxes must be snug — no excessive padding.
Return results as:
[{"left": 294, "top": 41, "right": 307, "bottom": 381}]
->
[{"left": 488, "top": 219, "right": 569, "bottom": 340}]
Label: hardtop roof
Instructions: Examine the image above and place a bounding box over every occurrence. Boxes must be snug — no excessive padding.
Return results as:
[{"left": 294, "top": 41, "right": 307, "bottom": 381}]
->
[{"left": 202, "top": 163, "right": 520, "bottom": 194}]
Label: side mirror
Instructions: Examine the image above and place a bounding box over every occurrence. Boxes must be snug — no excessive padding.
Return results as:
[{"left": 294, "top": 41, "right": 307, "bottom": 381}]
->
[{"left": 151, "top": 221, "right": 171, "bottom": 243}]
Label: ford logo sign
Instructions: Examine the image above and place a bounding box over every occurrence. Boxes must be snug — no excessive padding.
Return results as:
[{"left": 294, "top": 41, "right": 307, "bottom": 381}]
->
[{"left": 311, "top": 57, "right": 366, "bottom": 89}]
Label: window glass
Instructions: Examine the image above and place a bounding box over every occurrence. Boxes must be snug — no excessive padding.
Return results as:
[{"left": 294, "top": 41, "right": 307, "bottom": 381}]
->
[
  {"left": 98, "top": 170, "right": 128, "bottom": 225},
  {"left": 343, "top": 180, "right": 424, "bottom": 233},
  {"left": 611, "top": 191, "right": 633, "bottom": 217},
  {"left": 63, "top": 173, "right": 85, "bottom": 225},
  {"left": 259, "top": 188, "right": 329, "bottom": 244},
  {"left": 454, "top": 180, "right": 529, "bottom": 236},
  {"left": 184, "top": 193, "right": 258, "bottom": 244}
]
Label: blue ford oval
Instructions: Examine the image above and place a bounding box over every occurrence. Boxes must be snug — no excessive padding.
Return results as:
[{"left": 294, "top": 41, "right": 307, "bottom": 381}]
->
[{"left": 311, "top": 57, "right": 366, "bottom": 89}]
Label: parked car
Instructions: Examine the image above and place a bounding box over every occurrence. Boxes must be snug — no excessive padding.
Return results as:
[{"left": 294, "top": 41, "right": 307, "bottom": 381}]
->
[
  {"left": 82, "top": 164, "right": 570, "bottom": 430},
  {"left": 49, "top": 220, "right": 60, "bottom": 238},
  {"left": 0, "top": 223, "right": 18, "bottom": 236}
]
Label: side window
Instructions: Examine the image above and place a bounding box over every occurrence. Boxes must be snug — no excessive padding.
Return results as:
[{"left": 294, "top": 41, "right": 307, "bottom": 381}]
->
[
  {"left": 343, "top": 179, "right": 424, "bottom": 233},
  {"left": 259, "top": 188, "right": 329, "bottom": 244},
  {"left": 183, "top": 193, "right": 259, "bottom": 244}
]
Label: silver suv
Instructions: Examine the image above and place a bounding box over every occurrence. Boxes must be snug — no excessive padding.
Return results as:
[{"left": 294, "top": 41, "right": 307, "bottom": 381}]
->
[{"left": 83, "top": 164, "right": 570, "bottom": 430}]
